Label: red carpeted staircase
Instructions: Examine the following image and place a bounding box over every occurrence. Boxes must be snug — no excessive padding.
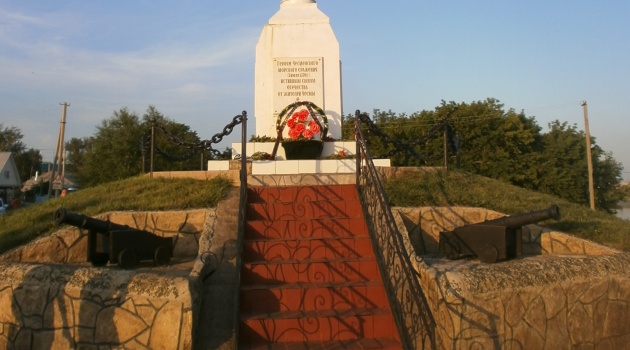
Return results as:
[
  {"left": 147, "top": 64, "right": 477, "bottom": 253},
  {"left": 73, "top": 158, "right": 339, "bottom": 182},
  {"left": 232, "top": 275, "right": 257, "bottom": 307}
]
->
[{"left": 239, "top": 184, "right": 402, "bottom": 349}]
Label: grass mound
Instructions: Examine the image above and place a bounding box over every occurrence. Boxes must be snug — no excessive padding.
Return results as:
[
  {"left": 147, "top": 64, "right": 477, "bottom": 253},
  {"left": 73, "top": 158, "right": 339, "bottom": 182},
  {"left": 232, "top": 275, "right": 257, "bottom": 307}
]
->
[
  {"left": 0, "top": 176, "right": 233, "bottom": 254},
  {"left": 383, "top": 170, "right": 630, "bottom": 252}
]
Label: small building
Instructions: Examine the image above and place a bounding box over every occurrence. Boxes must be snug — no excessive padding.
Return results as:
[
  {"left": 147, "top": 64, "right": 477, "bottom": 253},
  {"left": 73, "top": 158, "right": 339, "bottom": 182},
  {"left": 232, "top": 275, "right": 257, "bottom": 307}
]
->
[{"left": 0, "top": 152, "right": 22, "bottom": 202}]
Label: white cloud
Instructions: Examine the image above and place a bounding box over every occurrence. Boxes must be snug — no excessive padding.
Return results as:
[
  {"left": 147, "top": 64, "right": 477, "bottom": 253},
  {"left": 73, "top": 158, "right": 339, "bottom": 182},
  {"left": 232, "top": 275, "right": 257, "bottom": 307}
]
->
[
  {"left": 0, "top": 9, "right": 52, "bottom": 27},
  {"left": 0, "top": 5, "right": 260, "bottom": 158}
]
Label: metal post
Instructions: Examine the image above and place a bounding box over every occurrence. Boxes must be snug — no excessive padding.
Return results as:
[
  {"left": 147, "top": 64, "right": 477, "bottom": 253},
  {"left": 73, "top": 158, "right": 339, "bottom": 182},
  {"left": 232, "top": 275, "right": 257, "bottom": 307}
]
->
[
  {"left": 150, "top": 124, "right": 155, "bottom": 179},
  {"left": 355, "top": 110, "right": 361, "bottom": 185},
  {"left": 240, "top": 111, "right": 247, "bottom": 183},
  {"left": 443, "top": 119, "right": 449, "bottom": 172},
  {"left": 582, "top": 101, "right": 596, "bottom": 210}
]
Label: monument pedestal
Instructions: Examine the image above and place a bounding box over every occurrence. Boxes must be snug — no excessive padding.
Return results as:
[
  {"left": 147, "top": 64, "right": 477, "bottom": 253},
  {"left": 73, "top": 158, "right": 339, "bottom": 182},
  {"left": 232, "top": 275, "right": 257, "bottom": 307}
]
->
[
  {"left": 249, "top": 158, "right": 390, "bottom": 175},
  {"left": 207, "top": 158, "right": 390, "bottom": 175},
  {"left": 206, "top": 141, "right": 391, "bottom": 175}
]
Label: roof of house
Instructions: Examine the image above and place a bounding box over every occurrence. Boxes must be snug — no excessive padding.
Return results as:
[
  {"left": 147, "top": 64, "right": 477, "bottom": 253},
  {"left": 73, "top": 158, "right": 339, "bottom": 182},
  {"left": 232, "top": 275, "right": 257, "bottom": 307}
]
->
[
  {"left": 21, "top": 171, "right": 77, "bottom": 192},
  {"left": 0, "top": 152, "right": 22, "bottom": 188}
]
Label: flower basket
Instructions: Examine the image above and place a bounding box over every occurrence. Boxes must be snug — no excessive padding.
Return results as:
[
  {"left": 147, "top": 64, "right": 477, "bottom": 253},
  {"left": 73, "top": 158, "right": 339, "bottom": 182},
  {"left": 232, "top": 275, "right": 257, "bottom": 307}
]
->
[
  {"left": 282, "top": 140, "right": 323, "bottom": 160},
  {"left": 271, "top": 101, "right": 329, "bottom": 160}
]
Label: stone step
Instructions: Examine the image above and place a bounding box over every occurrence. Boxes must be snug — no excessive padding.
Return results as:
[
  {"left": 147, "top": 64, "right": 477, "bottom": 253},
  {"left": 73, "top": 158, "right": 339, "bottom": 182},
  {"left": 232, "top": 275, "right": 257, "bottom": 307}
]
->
[
  {"left": 243, "top": 236, "right": 374, "bottom": 261},
  {"left": 240, "top": 338, "right": 403, "bottom": 350},
  {"left": 248, "top": 184, "right": 358, "bottom": 203},
  {"left": 239, "top": 309, "right": 399, "bottom": 344},
  {"left": 241, "top": 258, "right": 380, "bottom": 285},
  {"left": 240, "top": 281, "right": 389, "bottom": 315},
  {"left": 245, "top": 218, "right": 368, "bottom": 240},
  {"left": 247, "top": 200, "right": 363, "bottom": 221}
]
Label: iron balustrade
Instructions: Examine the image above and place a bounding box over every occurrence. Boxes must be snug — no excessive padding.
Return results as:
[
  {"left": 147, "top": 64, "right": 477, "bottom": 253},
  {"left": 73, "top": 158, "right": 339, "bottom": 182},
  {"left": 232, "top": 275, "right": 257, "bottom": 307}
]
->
[
  {"left": 355, "top": 110, "right": 436, "bottom": 349},
  {"left": 232, "top": 111, "right": 248, "bottom": 348}
]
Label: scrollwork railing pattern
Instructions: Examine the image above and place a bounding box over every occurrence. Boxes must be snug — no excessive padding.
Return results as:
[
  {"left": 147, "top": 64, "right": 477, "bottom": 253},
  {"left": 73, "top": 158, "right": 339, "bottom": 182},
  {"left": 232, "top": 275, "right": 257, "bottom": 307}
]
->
[{"left": 355, "top": 110, "right": 436, "bottom": 349}]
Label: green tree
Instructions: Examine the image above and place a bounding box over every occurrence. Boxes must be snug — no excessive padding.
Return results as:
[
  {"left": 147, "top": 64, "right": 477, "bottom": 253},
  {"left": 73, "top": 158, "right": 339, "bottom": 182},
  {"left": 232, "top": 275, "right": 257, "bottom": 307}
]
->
[
  {"left": 349, "top": 99, "right": 624, "bottom": 211},
  {"left": 538, "top": 121, "right": 623, "bottom": 212},
  {"left": 141, "top": 106, "right": 203, "bottom": 172},
  {"left": 78, "top": 108, "right": 144, "bottom": 186},
  {"left": 1, "top": 123, "right": 42, "bottom": 182},
  {"left": 434, "top": 99, "right": 543, "bottom": 189},
  {"left": 13, "top": 149, "right": 42, "bottom": 183},
  {"left": 0, "top": 123, "right": 26, "bottom": 153},
  {"left": 72, "top": 106, "right": 205, "bottom": 187},
  {"left": 64, "top": 137, "right": 93, "bottom": 175}
]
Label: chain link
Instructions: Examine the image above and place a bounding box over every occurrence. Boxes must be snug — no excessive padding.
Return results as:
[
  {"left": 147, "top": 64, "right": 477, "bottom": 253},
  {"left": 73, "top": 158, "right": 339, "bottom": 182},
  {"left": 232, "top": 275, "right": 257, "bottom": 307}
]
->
[
  {"left": 357, "top": 113, "right": 448, "bottom": 165},
  {"left": 145, "top": 112, "right": 246, "bottom": 161}
]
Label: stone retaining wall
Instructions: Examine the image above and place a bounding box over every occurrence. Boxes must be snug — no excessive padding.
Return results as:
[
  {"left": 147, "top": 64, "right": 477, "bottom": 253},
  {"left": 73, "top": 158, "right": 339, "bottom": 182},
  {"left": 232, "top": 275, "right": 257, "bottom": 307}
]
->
[
  {"left": 0, "top": 262, "right": 195, "bottom": 349},
  {"left": 0, "top": 209, "right": 218, "bottom": 350},
  {"left": 394, "top": 207, "right": 630, "bottom": 349}
]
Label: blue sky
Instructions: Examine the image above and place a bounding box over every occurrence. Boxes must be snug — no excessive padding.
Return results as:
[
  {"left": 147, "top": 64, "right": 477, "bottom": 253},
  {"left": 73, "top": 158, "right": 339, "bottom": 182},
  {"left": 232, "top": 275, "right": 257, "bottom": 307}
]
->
[{"left": 1, "top": 1, "right": 629, "bottom": 180}]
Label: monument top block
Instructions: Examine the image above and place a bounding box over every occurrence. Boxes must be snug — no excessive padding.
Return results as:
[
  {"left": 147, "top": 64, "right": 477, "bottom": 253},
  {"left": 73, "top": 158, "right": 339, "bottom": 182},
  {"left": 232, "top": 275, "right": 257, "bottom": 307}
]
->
[
  {"left": 281, "top": 0, "right": 316, "bottom": 4},
  {"left": 255, "top": 0, "right": 342, "bottom": 140}
]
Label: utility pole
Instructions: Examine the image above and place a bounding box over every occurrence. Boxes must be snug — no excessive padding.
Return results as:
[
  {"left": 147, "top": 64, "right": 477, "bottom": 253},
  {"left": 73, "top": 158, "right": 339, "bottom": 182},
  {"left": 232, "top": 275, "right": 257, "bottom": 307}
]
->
[
  {"left": 582, "top": 101, "right": 596, "bottom": 210},
  {"left": 48, "top": 102, "right": 69, "bottom": 199}
]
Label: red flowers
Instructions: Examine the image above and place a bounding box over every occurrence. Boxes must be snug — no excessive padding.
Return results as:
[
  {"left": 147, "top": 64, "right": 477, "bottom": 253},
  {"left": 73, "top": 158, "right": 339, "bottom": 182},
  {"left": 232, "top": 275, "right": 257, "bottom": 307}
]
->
[{"left": 286, "top": 109, "right": 321, "bottom": 140}]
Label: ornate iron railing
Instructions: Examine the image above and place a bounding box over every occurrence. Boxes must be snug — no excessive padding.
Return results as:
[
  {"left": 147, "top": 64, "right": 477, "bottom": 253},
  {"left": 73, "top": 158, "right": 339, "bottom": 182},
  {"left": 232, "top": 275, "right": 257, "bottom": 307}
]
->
[
  {"left": 355, "top": 110, "right": 436, "bottom": 349},
  {"left": 232, "top": 111, "right": 248, "bottom": 348}
]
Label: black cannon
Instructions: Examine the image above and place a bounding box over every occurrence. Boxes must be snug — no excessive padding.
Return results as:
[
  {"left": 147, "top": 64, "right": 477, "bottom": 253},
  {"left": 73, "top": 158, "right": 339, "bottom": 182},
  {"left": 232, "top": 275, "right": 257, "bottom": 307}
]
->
[
  {"left": 54, "top": 208, "right": 173, "bottom": 269},
  {"left": 439, "top": 205, "right": 561, "bottom": 263}
]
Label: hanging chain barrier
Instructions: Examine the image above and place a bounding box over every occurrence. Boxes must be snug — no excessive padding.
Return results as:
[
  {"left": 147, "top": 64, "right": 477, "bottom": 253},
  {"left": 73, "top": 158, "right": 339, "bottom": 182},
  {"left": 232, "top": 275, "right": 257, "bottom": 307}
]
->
[
  {"left": 142, "top": 112, "right": 247, "bottom": 163},
  {"left": 355, "top": 112, "right": 455, "bottom": 166},
  {"left": 355, "top": 110, "right": 436, "bottom": 349}
]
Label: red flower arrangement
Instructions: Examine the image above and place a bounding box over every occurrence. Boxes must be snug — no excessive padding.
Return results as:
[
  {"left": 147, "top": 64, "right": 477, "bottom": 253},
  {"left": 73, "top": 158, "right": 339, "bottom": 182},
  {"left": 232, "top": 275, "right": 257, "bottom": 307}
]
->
[{"left": 286, "top": 109, "right": 321, "bottom": 140}]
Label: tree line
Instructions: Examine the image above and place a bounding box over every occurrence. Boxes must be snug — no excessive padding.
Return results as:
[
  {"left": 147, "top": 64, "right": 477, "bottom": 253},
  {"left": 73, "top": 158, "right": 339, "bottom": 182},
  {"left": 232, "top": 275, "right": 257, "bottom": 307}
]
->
[
  {"left": 342, "top": 98, "right": 624, "bottom": 212},
  {"left": 0, "top": 124, "right": 43, "bottom": 184},
  {"left": 2, "top": 98, "right": 624, "bottom": 212},
  {"left": 64, "top": 106, "right": 219, "bottom": 187}
]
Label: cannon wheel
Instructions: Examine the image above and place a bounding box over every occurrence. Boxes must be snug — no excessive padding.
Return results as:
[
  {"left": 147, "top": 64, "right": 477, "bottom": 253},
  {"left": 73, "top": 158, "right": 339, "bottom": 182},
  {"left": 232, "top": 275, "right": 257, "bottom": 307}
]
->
[
  {"left": 478, "top": 243, "right": 499, "bottom": 264},
  {"left": 153, "top": 247, "right": 171, "bottom": 266},
  {"left": 118, "top": 249, "right": 138, "bottom": 269},
  {"left": 90, "top": 253, "right": 109, "bottom": 267}
]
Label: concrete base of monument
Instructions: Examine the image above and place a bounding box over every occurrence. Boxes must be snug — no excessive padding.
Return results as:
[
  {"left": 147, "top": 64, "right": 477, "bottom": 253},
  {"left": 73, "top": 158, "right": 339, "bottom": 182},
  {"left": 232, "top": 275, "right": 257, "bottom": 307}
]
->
[
  {"left": 207, "top": 159, "right": 390, "bottom": 175},
  {"left": 252, "top": 158, "right": 390, "bottom": 175},
  {"left": 231, "top": 141, "right": 357, "bottom": 160}
]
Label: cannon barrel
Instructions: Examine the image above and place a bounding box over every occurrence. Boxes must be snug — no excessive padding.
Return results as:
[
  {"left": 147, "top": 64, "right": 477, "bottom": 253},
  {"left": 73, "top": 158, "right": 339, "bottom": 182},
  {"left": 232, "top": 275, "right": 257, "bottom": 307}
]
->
[
  {"left": 54, "top": 208, "right": 130, "bottom": 233},
  {"left": 477, "top": 205, "right": 560, "bottom": 229}
]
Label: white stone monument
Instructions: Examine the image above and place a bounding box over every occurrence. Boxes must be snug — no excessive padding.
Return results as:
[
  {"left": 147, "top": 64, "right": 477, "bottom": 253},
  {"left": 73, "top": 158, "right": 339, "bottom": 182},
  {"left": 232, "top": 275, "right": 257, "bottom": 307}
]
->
[
  {"left": 255, "top": 0, "right": 342, "bottom": 140},
  {"left": 221, "top": 0, "right": 391, "bottom": 174}
]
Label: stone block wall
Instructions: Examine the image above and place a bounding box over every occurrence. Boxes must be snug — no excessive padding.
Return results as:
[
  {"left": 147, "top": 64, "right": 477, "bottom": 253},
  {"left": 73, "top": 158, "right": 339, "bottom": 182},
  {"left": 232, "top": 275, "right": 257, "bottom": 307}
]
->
[
  {"left": 0, "top": 209, "right": 218, "bottom": 350},
  {"left": 397, "top": 207, "right": 618, "bottom": 257},
  {"left": 394, "top": 207, "right": 630, "bottom": 349},
  {"left": 0, "top": 262, "right": 195, "bottom": 349},
  {"left": 0, "top": 209, "right": 213, "bottom": 264}
]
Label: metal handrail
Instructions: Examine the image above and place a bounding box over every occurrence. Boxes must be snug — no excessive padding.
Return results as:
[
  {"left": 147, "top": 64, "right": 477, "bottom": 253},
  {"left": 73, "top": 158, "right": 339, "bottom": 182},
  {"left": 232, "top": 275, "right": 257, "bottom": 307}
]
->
[{"left": 355, "top": 110, "right": 436, "bottom": 349}]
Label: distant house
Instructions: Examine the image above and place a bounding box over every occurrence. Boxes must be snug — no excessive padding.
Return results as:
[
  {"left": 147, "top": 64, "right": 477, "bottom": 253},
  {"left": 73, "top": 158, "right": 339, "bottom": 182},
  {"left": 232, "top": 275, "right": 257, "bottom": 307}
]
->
[{"left": 0, "top": 152, "right": 22, "bottom": 201}]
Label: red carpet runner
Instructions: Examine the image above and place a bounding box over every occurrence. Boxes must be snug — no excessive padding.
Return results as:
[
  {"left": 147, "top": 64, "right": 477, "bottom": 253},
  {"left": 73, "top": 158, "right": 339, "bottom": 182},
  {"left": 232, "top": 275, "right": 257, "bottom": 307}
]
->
[{"left": 239, "top": 184, "right": 402, "bottom": 349}]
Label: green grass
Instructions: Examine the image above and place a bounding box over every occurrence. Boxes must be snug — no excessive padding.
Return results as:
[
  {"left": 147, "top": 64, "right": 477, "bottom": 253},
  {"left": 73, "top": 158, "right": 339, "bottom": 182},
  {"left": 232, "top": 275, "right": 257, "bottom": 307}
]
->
[
  {"left": 383, "top": 170, "right": 630, "bottom": 252},
  {"left": 2, "top": 170, "right": 628, "bottom": 255},
  {"left": 0, "top": 176, "right": 233, "bottom": 254}
]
